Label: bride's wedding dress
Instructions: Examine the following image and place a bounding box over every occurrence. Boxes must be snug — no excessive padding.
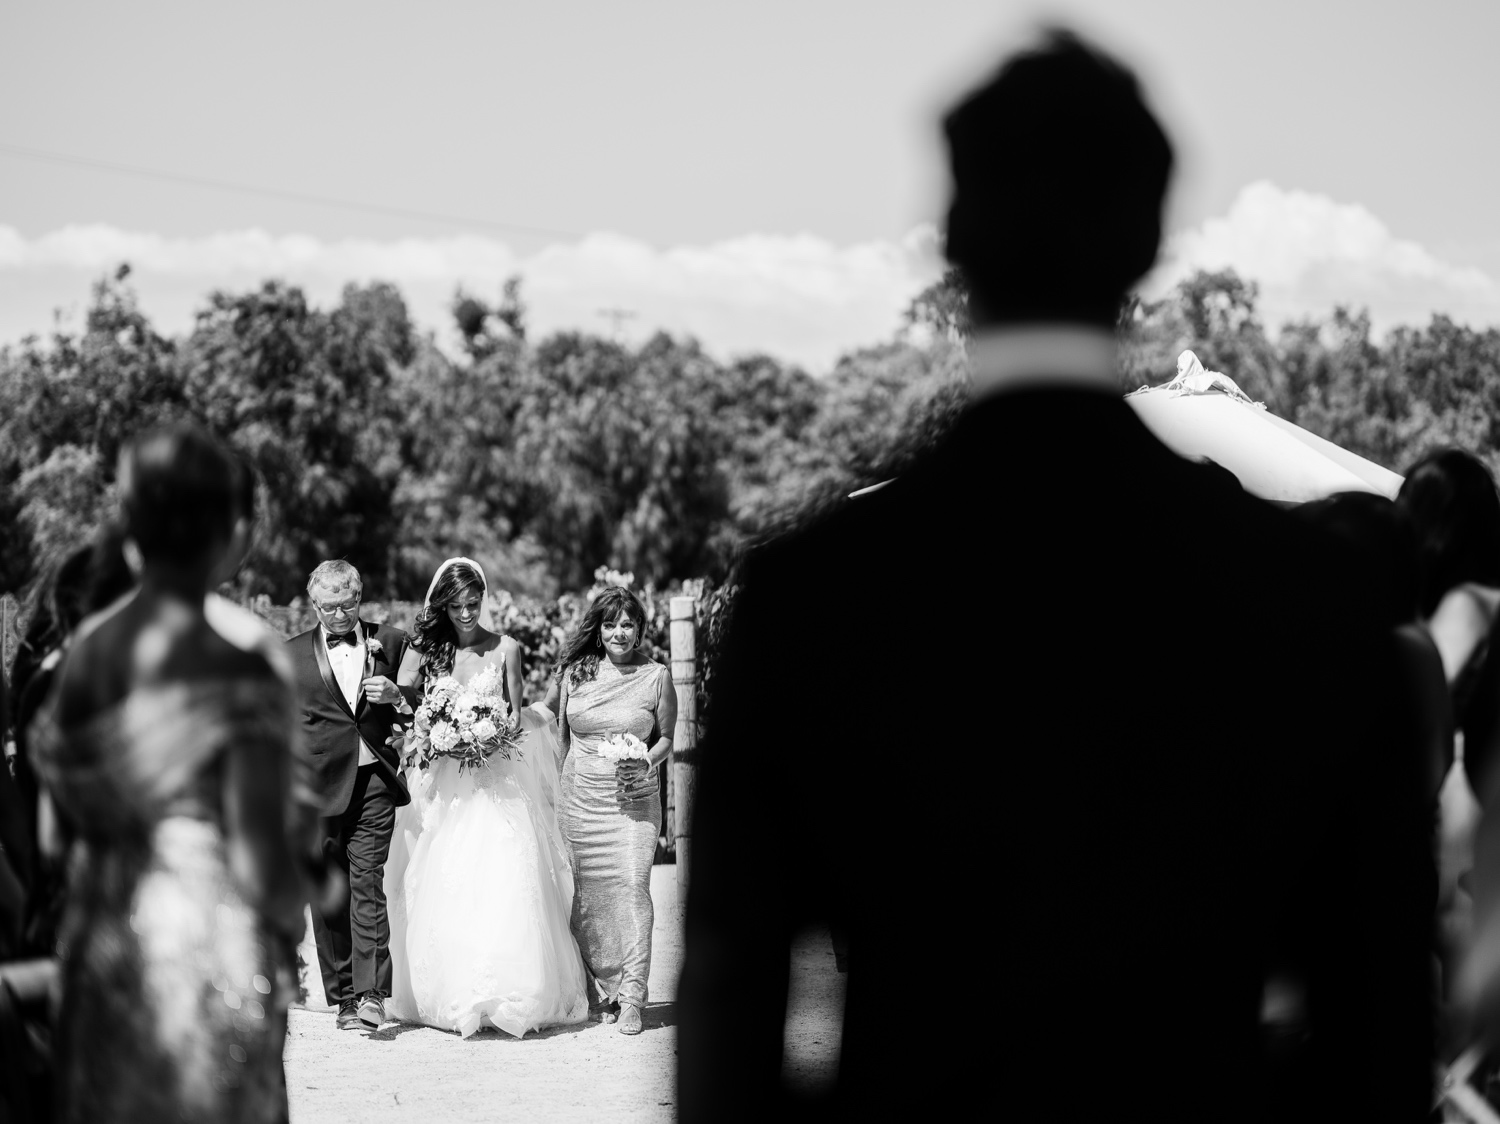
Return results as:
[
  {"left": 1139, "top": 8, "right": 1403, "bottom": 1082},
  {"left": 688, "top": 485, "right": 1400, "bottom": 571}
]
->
[{"left": 384, "top": 645, "right": 589, "bottom": 1037}]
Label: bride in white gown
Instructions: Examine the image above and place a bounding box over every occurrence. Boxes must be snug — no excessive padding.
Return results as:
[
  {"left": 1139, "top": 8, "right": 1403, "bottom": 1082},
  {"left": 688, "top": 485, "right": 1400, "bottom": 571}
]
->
[{"left": 383, "top": 557, "right": 589, "bottom": 1037}]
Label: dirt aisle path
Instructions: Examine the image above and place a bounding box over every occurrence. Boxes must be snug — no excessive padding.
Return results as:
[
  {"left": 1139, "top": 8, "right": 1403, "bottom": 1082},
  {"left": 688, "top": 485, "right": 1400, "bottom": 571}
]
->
[{"left": 285, "top": 866, "right": 845, "bottom": 1122}]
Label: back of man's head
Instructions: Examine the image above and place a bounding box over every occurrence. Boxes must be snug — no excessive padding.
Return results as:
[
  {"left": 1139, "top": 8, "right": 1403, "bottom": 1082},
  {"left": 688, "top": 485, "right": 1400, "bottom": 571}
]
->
[{"left": 943, "top": 28, "right": 1173, "bottom": 330}]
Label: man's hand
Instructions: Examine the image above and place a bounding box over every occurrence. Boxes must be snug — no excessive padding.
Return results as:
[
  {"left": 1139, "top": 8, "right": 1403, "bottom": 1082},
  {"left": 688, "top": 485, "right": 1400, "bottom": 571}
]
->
[{"left": 361, "top": 676, "right": 403, "bottom": 706}]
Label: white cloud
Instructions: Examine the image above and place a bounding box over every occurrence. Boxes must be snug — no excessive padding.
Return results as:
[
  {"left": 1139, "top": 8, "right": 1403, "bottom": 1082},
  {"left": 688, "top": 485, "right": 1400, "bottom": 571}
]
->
[
  {"left": 1148, "top": 180, "right": 1500, "bottom": 333},
  {"left": 5, "top": 186, "right": 1494, "bottom": 369},
  {"left": 0, "top": 222, "right": 944, "bottom": 372}
]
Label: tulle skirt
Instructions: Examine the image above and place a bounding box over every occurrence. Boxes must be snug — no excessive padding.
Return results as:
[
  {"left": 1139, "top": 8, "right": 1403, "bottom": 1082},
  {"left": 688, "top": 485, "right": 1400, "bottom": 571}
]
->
[{"left": 384, "top": 708, "right": 589, "bottom": 1037}]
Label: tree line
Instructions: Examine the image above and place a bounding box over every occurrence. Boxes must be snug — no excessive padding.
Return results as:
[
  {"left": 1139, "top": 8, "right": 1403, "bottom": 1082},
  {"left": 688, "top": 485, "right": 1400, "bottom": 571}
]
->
[{"left": 2, "top": 263, "right": 1497, "bottom": 604}]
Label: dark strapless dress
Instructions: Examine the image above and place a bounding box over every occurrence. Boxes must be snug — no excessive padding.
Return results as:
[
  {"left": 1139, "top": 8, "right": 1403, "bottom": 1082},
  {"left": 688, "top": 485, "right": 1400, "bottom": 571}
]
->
[{"left": 30, "top": 679, "right": 298, "bottom": 1124}]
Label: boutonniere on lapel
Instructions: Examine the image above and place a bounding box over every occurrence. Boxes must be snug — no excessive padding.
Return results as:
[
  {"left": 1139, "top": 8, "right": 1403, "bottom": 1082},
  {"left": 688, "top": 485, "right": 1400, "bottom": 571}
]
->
[{"left": 364, "top": 635, "right": 383, "bottom": 678}]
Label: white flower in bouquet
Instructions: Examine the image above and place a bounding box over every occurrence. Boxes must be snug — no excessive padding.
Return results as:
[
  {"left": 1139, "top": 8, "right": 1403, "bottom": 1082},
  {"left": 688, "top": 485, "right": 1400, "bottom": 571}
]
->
[
  {"left": 597, "top": 732, "right": 651, "bottom": 763},
  {"left": 431, "top": 721, "right": 460, "bottom": 754},
  {"left": 426, "top": 676, "right": 461, "bottom": 705},
  {"left": 409, "top": 661, "right": 526, "bottom": 771}
]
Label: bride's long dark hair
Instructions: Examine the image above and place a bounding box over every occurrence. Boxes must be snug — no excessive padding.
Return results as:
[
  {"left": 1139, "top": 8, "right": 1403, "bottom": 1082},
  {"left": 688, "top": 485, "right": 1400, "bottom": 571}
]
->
[
  {"left": 556, "top": 587, "right": 649, "bottom": 689},
  {"left": 410, "top": 562, "right": 486, "bottom": 678}
]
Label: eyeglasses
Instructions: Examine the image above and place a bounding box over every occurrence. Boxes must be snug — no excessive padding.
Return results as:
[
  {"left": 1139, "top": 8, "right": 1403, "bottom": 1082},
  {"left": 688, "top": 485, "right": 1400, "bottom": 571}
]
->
[{"left": 314, "top": 595, "right": 361, "bottom": 615}]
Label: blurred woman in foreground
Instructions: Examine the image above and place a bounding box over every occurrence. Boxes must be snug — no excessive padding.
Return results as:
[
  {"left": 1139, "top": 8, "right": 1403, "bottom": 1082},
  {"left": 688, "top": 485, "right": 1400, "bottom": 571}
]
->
[{"left": 30, "top": 423, "right": 304, "bottom": 1123}]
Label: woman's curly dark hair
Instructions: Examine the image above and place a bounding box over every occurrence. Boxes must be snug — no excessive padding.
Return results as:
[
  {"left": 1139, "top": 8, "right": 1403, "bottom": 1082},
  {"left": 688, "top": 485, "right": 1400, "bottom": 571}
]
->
[
  {"left": 409, "top": 562, "right": 486, "bottom": 678},
  {"left": 556, "top": 587, "right": 648, "bottom": 689}
]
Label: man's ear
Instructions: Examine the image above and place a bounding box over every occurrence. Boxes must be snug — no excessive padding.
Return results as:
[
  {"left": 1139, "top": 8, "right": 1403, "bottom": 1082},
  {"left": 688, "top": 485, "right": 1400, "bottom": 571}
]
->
[{"left": 122, "top": 537, "right": 145, "bottom": 577}]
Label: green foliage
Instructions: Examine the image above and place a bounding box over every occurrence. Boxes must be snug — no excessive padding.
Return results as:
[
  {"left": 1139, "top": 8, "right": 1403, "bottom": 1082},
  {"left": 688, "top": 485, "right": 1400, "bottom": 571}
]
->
[
  {"left": 903, "top": 266, "right": 973, "bottom": 343},
  {"left": 0, "top": 269, "right": 187, "bottom": 589},
  {"left": 16, "top": 445, "right": 110, "bottom": 568},
  {"left": 0, "top": 267, "right": 972, "bottom": 602},
  {"left": 15, "top": 260, "right": 1500, "bottom": 617},
  {"left": 180, "top": 280, "right": 411, "bottom": 598}
]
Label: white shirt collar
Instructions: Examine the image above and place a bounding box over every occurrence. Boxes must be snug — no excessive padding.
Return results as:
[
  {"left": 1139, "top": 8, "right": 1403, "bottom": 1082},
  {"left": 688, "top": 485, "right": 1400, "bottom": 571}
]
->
[{"left": 967, "top": 325, "right": 1118, "bottom": 400}]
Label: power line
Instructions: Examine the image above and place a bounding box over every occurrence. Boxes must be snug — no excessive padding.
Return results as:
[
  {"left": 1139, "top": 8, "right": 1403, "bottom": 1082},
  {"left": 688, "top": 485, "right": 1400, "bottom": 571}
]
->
[{"left": 0, "top": 140, "right": 581, "bottom": 241}]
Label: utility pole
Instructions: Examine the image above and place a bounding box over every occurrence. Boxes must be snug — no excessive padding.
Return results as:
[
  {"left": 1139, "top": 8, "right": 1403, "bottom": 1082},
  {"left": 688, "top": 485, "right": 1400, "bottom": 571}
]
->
[{"left": 597, "top": 307, "right": 636, "bottom": 341}]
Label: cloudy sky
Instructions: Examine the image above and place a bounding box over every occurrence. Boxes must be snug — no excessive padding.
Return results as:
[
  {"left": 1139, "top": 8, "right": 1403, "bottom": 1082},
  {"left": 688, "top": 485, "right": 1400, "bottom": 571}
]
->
[{"left": 2, "top": 0, "right": 1497, "bottom": 371}]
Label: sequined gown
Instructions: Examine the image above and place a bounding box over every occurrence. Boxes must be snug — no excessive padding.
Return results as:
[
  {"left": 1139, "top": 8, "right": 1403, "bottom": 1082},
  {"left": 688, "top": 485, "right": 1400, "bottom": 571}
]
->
[
  {"left": 559, "top": 658, "right": 671, "bottom": 1009},
  {"left": 384, "top": 645, "right": 589, "bottom": 1038},
  {"left": 30, "top": 680, "right": 298, "bottom": 1124}
]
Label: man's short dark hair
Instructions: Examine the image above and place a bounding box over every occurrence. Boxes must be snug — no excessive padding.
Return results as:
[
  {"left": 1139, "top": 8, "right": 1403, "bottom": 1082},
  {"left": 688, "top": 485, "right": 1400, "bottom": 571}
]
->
[
  {"left": 118, "top": 422, "right": 237, "bottom": 563},
  {"left": 943, "top": 28, "right": 1173, "bottom": 328}
]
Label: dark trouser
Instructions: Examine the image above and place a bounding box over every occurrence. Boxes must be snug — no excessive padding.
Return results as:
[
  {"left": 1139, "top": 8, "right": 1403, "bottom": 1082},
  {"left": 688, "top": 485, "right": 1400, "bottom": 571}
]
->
[{"left": 311, "top": 765, "right": 396, "bottom": 1006}]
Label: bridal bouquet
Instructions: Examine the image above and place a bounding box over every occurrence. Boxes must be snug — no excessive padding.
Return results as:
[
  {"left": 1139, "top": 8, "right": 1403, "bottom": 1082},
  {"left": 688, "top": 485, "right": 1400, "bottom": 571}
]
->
[
  {"left": 411, "top": 664, "right": 525, "bottom": 773},
  {"left": 596, "top": 732, "right": 651, "bottom": 764}
]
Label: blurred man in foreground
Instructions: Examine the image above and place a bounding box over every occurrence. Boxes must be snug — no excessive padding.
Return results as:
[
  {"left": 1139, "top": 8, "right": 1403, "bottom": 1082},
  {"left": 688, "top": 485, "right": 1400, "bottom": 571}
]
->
[{"left": 678, "top": 29, "right": 1430, "bottom": 1122}]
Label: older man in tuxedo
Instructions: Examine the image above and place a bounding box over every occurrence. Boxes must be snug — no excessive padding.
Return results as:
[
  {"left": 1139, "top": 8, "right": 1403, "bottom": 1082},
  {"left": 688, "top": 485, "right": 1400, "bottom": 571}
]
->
[
  {"left": 678, "top": 30, "right": 1430, "bottom": 1123},
  {"left": 286, "top": 560, "right": 410, "bottom": 1032}
]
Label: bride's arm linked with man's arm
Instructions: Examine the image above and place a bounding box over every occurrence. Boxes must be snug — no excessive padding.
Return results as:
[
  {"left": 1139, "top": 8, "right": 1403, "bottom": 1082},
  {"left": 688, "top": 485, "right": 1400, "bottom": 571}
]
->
[{"left": 395, "top": 645, "right": 428, "bottom": 767}]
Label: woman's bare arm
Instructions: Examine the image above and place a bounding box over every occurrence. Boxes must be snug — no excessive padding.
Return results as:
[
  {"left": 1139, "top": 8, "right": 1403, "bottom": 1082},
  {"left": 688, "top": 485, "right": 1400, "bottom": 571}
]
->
[
  {"left": 1429, "top": 584, "right": 1500, "bottom": 685},
  {"left": 648, "top": 665, "right": 677, "bottom": 770},
  {"left": 223, "top": 691, "right": 306, "bottom": 942},
  {"left": 397, "top": 645, "right": 425, "bottom": 709},
  {"left": 502, "top": 636, "right": 526, "bottom": 711}
]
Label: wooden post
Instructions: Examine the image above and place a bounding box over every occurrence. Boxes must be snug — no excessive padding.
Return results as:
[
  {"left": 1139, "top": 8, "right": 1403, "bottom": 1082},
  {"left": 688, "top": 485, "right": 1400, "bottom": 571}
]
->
[
  {"left": 669, "top": 595, "right": 698, "bottom": 891},
  {"left": 1, "top": 592, "right": 22, "bottom": 679},
  {"left": 1, "top": 592, "right": 21, "bottom": 761}
]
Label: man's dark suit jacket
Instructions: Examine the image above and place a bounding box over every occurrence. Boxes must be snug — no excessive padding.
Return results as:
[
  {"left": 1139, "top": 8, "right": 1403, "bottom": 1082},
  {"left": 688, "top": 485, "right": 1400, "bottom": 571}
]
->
[
  {"left": 285, "top": 622, "right": 411, "bottom": 816},
  {"left": 678, "top": 388, "right": 1431, "bottom": 1122}
]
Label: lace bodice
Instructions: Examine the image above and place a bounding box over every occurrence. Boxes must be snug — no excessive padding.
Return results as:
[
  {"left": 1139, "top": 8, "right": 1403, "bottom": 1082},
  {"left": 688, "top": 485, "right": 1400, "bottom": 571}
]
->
[
  {"left": 451, "top": 644, "right": 506, "bottom": 688},
  {"left": 400, "top": 635, "right": 511, "bottom": 701}
]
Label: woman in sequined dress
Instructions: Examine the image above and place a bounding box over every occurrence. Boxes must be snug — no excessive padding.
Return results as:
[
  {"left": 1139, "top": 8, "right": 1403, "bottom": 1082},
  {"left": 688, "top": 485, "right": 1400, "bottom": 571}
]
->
[
  {"left": 30, "top": 424, "right": 305, "bottom": 1124},
  {"left": 551, "top": 587, "right": 676, "bottom": 1036}
]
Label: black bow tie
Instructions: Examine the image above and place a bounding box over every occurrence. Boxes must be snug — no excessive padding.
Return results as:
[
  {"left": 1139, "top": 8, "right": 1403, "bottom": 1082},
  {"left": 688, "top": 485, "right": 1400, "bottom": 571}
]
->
[{"left": 326, "top": 630, "right": 359, "bottom": 647}]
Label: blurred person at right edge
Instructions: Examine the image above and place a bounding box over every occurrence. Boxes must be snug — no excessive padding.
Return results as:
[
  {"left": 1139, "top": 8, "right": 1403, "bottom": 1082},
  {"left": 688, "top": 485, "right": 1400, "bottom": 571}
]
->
[
  {"left": 678, "top": 28, "right": 1431, "bottom": 1123},
  {"left": 1392, "top": 452, "right": 1500, "bottom": 1062}
]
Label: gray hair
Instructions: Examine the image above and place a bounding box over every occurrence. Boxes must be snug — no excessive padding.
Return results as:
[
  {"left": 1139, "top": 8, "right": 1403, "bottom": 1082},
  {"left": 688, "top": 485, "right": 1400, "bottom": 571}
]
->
[{"left": 307, "top": 560, "right": 362, "bottom": 597}]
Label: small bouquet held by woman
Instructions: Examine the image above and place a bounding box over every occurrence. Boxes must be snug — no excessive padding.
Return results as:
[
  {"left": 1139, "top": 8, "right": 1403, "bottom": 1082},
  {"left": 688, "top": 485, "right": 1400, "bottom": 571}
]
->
[
  {"left": 595, "top": 732, "right": 651, "bottom": 763},
  {"left": 409, "top": 663, "right": 525, "bottom": 772}
]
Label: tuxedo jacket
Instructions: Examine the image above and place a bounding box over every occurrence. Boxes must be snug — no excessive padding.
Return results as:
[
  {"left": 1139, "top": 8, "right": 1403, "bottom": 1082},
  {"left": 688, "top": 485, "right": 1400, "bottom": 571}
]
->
[
  {"left": 285, "top": 621, "right": 411, "bottom": 816},
  {"left": 678, "top": 388, "right": 1431, "bottom": 1123}
]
